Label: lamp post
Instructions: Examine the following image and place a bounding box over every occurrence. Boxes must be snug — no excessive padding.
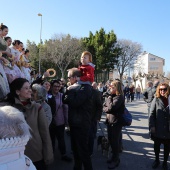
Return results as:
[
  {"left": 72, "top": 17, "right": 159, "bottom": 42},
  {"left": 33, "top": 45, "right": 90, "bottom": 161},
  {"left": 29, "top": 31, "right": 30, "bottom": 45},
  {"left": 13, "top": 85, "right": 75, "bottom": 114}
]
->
[{"left": 38, "top": 13, "right": 42, "bottom": 75}]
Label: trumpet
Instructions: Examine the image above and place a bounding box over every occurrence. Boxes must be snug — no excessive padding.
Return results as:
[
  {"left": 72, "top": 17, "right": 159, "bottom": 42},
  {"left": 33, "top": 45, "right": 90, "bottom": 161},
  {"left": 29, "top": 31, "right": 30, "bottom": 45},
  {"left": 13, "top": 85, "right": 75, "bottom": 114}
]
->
[{"left": 46, "top": 68, "right": 56, "bottom": 77}]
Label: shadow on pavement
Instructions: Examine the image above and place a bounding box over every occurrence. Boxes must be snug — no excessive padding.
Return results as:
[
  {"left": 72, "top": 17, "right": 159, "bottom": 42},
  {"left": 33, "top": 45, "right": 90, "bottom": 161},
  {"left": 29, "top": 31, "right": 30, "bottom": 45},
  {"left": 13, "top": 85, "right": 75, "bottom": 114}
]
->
[{"left": 48, "top": 100, "right": 169, "bottom": 170}]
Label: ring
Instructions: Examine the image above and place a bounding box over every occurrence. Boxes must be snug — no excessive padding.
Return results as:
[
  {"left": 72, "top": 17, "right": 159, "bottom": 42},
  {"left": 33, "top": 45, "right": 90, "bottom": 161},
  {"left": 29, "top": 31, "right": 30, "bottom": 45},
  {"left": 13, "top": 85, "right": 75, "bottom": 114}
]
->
[{"left": 46, "top": 68, "right": 56, "bottom": 77}]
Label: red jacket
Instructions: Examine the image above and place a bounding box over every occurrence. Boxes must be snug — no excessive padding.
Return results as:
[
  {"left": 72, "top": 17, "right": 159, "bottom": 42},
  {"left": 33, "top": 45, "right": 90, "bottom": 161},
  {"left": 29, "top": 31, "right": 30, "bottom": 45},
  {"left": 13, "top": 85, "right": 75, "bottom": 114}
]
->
[{"left": 79, "top": 64, "right": 94, "bottom": 83}]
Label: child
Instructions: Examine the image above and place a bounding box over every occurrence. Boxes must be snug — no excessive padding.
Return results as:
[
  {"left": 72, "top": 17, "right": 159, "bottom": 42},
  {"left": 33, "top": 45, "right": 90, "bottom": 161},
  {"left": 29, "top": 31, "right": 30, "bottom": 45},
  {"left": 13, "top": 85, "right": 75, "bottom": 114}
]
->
[{"left": 78, "top": 51, "right": 95, "bottom": 85}]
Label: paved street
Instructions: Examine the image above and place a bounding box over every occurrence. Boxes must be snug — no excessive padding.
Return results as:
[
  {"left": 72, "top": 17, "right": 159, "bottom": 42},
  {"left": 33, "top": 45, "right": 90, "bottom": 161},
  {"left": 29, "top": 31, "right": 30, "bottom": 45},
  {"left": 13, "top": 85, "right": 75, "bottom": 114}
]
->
[{"left": 48, "top": 100, "right": 168, "bottom": 170}]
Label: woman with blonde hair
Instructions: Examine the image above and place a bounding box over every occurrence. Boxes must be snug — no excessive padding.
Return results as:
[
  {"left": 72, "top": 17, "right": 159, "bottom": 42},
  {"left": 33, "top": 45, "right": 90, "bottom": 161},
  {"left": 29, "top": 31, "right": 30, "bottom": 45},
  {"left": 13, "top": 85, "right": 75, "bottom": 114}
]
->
[
  {"left": 149, "top": 82, "right": 170, "bottom": 170},
  {"left": 103, "top": 80, "right": 125, "bottom": 169}
]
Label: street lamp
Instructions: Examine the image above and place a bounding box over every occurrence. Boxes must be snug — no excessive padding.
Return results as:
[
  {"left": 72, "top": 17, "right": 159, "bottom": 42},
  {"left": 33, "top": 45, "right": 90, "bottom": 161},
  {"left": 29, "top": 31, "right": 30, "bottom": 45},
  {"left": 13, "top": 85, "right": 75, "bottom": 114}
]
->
[{"left": 38, "top": 13, "right": 42, "bottom": 75}]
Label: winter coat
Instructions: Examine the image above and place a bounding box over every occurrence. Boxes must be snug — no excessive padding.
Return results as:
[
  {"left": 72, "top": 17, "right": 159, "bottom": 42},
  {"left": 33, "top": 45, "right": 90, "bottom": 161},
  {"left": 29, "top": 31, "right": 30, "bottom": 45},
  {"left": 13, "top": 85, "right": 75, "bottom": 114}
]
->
[
  {"left": 7, "top": 98, "right": 53, "bottom": 164},
  {"left": 41, "top": 101, "right": 52, "bottom": 126},
  {"left": 143, "top": 86, "right": 157, "bottom": 107},
  {"left": 149, "top": 97, "right": 170, "bottom": 139},
  {"left": 79, "top": 64, "right": 94, "bottom": 83},
  {"left": 63, "top": 84, "right": 93, "bottom": 128},
  {"left": 103, "top": 94, "right": 125, "bottom": 125},
  {"left": 91, "top": 89, "right": 103, "bottom": 121},
  {"left": 0, "top": 136, "right": 36, "bottom": 170},
  {"left": 48, "top": 92, "right": 68, "bottom": 126}
]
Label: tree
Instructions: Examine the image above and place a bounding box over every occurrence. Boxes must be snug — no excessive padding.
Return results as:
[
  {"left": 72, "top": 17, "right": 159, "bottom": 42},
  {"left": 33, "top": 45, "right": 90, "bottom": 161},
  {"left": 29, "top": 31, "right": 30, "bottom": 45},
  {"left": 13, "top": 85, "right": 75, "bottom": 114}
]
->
[
  {"left": 26, "top": 40, "right": 39, "bottom": 70},
  {"left": 42, "top": 34, "right": 83, "bottom": 78},
  {"left": 115, "top": 39, "right": 142, "bottom": 81},
  {"left": 82, "top": 28, "right": 117, "bottom": 82},
  {"left": 131, "top": 73, "right": 138, "bottom": 88}
]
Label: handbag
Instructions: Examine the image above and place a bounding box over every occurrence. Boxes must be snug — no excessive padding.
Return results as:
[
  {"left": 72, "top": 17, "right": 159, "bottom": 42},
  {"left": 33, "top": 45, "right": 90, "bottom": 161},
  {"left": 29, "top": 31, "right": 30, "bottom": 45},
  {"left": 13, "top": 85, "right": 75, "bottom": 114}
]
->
[{"left": 122, "top": 107, "right": 132, "bottom": 126}]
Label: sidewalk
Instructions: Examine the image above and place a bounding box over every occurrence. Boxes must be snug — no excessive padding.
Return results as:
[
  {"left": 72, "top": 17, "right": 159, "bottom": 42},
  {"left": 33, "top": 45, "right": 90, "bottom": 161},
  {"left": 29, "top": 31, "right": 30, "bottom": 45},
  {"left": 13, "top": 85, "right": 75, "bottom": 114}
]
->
[{"left": 48, "top": 100, "right": 168, "bottom": 170}]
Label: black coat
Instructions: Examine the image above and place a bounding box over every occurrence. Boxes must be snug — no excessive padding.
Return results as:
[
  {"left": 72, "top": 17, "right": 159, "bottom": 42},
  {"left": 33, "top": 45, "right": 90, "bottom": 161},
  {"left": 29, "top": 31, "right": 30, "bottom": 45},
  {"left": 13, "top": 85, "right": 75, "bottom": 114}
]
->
[
  {"left": 63, "top": 84, "right": 93, "bottom": 128},
  {"left": 91, "top": 89, "right": 103, "bottom": 121},
  {"left": 47, "top": 95, "right": 56, "bottom": 116},
  {"left": 149, "top": 97, "right": 170, "bottom": 139},
  {"left": 103, "top": 94, "right": 125, "bottom": 125}
]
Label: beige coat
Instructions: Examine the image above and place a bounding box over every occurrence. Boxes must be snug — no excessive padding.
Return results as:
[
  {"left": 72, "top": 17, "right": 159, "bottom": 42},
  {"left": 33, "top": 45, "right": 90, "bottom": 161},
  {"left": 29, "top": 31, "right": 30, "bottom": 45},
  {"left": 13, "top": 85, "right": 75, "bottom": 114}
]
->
[{"left": 10, "top": 98, "right": 53, "bottom": 164}]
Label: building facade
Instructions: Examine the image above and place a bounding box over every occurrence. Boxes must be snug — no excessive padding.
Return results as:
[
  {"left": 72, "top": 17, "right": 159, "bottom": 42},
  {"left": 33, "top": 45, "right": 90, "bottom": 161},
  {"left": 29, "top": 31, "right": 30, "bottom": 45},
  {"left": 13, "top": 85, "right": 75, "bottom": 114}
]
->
[{"left": 133, "top": 51, "right": 165, "bottom": 90}]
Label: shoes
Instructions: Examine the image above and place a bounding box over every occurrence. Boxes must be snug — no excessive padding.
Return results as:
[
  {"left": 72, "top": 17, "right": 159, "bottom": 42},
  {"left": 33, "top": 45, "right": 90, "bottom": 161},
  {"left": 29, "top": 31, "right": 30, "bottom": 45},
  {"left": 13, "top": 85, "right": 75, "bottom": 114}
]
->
[
  {"left": 108, "top": 159, "right": 120, "bottom": 169},
  {"left": 61, "top": 155, "right": 72, "bottom": 162},
  {"left": 152, "top": 160, "right": 160, "bottom": 169},
  {"left": 162, "top": 162, "right": 168, "bottom": 170}
]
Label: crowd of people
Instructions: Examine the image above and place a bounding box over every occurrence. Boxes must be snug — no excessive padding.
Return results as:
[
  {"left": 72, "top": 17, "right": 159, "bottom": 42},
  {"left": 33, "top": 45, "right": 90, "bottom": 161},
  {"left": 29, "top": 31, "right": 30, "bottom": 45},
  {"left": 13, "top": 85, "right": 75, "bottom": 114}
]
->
[
  {"left": 1, "top": 23, "right": 170, "bottom": 170},
  {"left": 0, "top": 41, "right": 104, "bottom": 170},
  {"left": 0, "top": 23, "right": 32, "bottom": 100}
]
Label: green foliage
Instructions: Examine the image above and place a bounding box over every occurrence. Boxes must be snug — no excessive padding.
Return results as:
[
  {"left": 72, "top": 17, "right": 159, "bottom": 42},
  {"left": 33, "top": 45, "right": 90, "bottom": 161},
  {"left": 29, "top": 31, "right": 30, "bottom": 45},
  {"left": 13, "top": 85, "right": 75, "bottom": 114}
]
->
[
  {"left": 82, "top": 28, "right": 117, "bottom": 82},
  {"left": 82, "top": 28, "right": 117, "bottom": 70},
  {"left": 26, "top": 40, "right": 39, "bottom": 70}
]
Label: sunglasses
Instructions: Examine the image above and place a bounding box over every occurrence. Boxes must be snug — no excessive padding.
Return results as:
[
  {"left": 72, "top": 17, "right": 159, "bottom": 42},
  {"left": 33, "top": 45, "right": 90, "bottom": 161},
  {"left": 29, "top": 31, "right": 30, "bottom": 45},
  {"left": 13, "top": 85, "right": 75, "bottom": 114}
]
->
[{"left": 159, "top": 88, "right": 167, "bottom": 91}]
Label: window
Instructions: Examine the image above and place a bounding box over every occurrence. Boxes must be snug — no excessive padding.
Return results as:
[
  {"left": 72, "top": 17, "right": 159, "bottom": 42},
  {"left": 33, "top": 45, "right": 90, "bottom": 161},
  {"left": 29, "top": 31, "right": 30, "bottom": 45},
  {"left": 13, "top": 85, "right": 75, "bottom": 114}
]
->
[
  {"left": 150, "top": 66, "right": 158, "bottom": 70},
  {"left": 150, "top": 57, "right": 156, "bottom": 61}
]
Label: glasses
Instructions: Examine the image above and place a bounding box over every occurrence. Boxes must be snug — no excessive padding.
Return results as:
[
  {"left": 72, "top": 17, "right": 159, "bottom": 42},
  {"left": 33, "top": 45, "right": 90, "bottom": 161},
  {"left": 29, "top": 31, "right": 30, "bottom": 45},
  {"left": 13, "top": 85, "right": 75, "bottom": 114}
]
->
[
  {"left": 53, "top": 85, "right": 60, "bottom": 88},
  {"left": 67, "top": 76, "right": 72, "bottom": 79},
  {"left": 159, "top": 88, "right": 167, "bottom": 91}
]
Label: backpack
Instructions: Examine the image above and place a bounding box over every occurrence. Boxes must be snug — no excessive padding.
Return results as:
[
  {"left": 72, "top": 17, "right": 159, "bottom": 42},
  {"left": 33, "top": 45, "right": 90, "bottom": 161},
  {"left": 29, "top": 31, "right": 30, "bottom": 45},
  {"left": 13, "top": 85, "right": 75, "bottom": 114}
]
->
[{"left": 122, "top": 107, "right": 132, "bottom": 126}]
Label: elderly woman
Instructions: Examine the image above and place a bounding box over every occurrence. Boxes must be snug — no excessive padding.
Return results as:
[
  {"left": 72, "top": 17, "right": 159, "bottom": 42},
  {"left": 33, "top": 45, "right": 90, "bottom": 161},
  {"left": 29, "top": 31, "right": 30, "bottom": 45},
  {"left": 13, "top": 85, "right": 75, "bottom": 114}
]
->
[
  {"left": 149, "top": 83, "right": 170, "bottom": 170},
  {"left": 103, "top": 80, "right": 125, "bottom": 169},
  {"left": 32, "top": 83, "right": 52, "bottom": 126},
  {"left": 4, "top": 78, "right": 53, "bottom": 170}
]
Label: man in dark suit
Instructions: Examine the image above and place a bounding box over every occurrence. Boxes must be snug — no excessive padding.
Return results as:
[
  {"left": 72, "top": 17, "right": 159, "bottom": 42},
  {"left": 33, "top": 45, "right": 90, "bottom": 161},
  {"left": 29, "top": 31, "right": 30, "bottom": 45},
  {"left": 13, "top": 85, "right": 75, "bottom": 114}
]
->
[
  {"left": 63, "top": 68, "right": 93, "bottom": 170},
  {"left": 88, "top": 82, "right": 103, "bottom": 156}
]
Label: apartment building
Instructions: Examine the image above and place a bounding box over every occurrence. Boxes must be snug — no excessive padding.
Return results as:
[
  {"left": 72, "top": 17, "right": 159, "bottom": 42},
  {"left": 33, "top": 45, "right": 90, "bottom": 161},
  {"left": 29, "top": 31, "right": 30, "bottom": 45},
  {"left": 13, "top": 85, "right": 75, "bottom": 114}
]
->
[{"left": 133, "top": 51, "right": 165, "bottom": 89}]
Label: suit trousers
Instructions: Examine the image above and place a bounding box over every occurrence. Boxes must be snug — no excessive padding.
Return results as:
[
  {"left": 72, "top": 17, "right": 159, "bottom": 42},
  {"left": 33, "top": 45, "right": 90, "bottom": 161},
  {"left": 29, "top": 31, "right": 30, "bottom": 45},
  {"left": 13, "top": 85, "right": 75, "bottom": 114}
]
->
[{"left": 70, "top": 126, "right": 93, "bottom": 170}]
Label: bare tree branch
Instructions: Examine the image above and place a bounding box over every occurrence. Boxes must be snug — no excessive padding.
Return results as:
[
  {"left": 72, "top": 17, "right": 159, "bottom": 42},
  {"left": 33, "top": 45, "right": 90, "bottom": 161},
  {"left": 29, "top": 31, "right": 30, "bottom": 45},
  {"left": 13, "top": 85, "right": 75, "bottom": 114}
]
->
[
  {"left": 41, "top": 34, "right": 83, "bottom": 77},
  {"left": 115, "top": 39, "right": 142, "bottom": 80}
]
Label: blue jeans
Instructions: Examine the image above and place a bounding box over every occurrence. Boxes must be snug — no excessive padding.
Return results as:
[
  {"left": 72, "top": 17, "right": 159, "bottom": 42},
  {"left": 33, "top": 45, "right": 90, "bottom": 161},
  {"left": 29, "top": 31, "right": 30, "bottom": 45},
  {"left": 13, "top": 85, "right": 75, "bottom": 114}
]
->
[{"left": 136, "top": 92, "right": 140, "bottom": 100}]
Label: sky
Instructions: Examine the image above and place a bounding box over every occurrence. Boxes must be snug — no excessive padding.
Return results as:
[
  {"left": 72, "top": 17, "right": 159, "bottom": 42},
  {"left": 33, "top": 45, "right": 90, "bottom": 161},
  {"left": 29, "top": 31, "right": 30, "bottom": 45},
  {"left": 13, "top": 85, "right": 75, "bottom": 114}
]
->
[{"left": 1, "top": 0, "right": 170, "bottom": 73}]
